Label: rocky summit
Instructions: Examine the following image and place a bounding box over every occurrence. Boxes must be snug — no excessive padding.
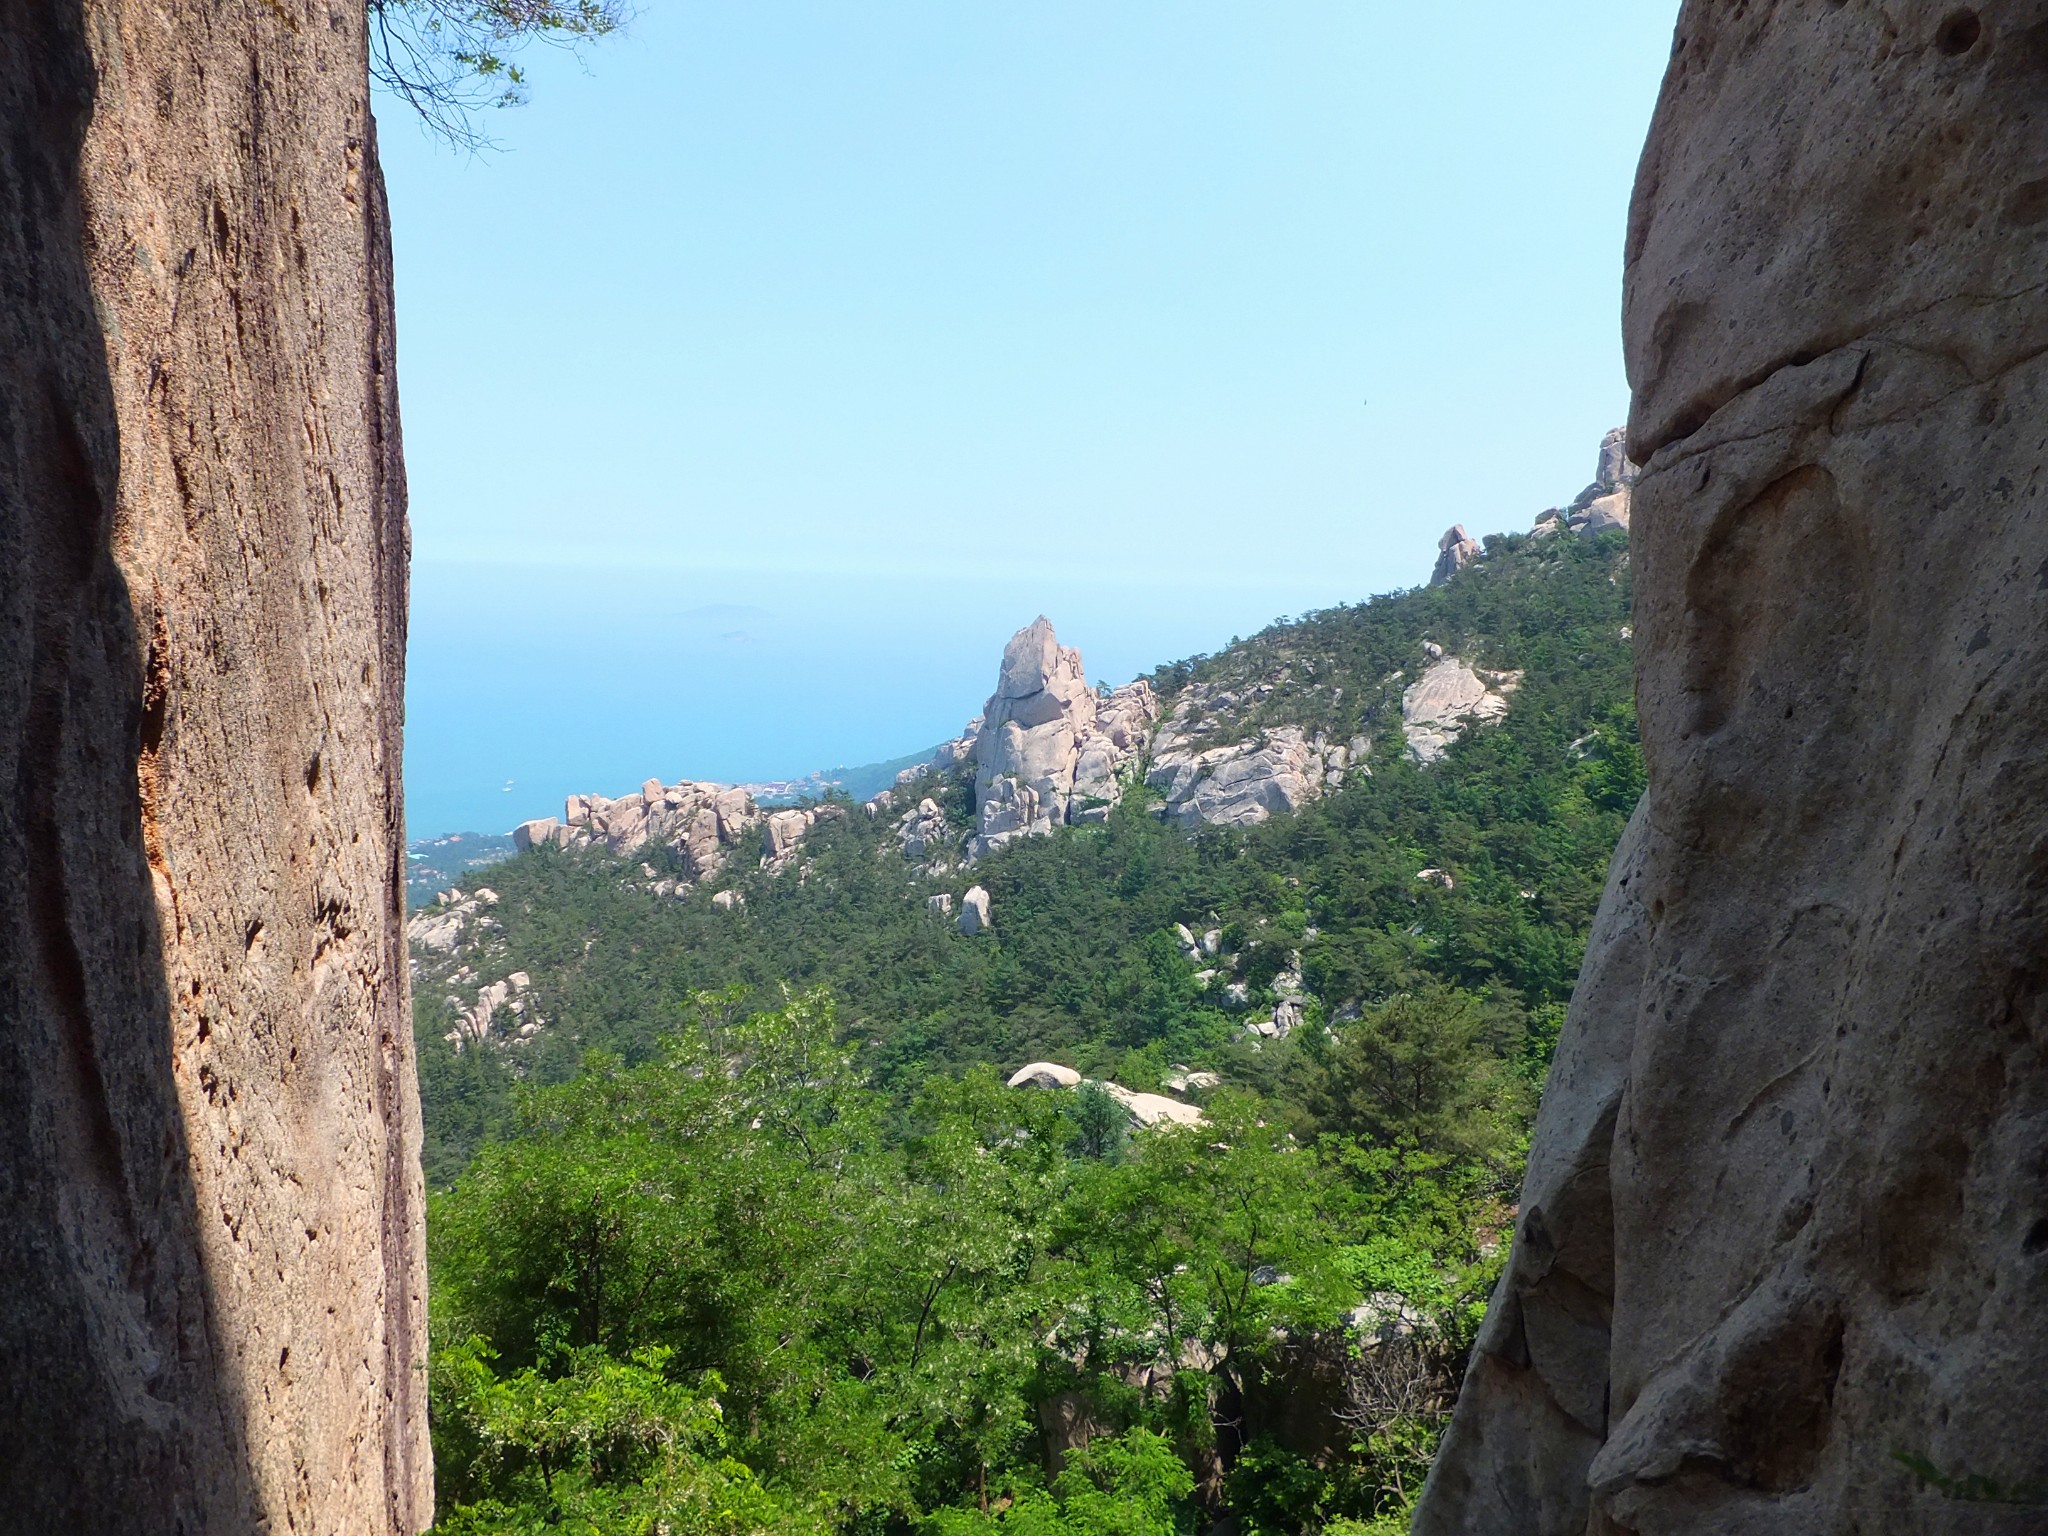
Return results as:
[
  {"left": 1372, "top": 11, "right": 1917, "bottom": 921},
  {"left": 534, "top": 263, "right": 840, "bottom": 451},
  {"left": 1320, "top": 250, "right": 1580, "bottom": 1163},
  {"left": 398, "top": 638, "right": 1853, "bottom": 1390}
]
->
[
  {"left": 513, "top": 777, "right": 839, "bottom": 888},
  {"left": 969, "top": 616, "right": 1159, "bottom": 857},
  {"left": 493, "top": 426, "right": 1629, "bottom": 894}
]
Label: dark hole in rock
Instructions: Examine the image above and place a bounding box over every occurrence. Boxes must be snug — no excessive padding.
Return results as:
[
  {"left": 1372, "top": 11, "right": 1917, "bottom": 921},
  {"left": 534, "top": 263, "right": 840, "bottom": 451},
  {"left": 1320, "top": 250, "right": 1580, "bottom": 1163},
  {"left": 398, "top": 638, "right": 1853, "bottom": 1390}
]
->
[
  {"left": 1937, "top": 10, "right": 1983, "bottom": 55},
  {"left": 2024, "top": 1218, "right": 2048, "bottom": 1254}
]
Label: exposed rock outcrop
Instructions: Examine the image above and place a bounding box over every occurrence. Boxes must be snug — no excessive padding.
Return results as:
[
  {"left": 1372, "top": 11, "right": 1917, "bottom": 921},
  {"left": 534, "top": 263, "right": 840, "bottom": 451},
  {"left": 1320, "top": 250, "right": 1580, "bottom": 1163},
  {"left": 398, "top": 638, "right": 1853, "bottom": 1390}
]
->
[
  {"left": 1143, "top": 670, "right": 1369, "bottom": 827},
  {"left": 0, "top": 7, "right": 428, "bottom": 1527},
  {"left": 1146, "top": 724, "right": 1359, "bottom": 827},
  {"left": 1400, "top": 658, "right": 1521, "bottom": 764},
  {"left": 896, "top": 796, "right": 955, "bottom": 863},
  {"left": 408, "top": 887, "right": 502, "bottom": 955},
  {"left": 1072, "top": 680, "right": 1159, "bottom": 819},
  {"left": 1431, "top": 524, "right": 1485, "bottom": 584},
  {"left": 1006, "top": 1063, "right": 1205, "bottom": 1127},
  {"left": 1099, "top": 1082, "right": 1206, "bottom": 1128},
  {"left": 1567, "top": 426, "right": 1639, "bottom": 539},
  {"left": 447, "top": 971, "right": 537, "bottom": 1051},
  {"left": 1006, "top": 1062, "right": 1083, "bottom": 1091},
  {"left": 516, "top": 777, "right": 822, "bottom": 884},
  {"left": 1417, "top": 9, "right": 2048, "bottom": 1532},
  {"left": 969, "top": 618, "right": 1157, "bottom": 856},
  {"left": 959, "top": 885, "right": 993, "bottom": 936}
]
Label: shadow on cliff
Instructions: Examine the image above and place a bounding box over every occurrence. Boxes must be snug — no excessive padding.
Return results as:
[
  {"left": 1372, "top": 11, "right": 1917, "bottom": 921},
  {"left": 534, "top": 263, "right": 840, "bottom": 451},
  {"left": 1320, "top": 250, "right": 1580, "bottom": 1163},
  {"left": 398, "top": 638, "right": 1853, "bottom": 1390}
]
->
[{"left": 0, "top": 3, "right": 265, "bottom": 1528}]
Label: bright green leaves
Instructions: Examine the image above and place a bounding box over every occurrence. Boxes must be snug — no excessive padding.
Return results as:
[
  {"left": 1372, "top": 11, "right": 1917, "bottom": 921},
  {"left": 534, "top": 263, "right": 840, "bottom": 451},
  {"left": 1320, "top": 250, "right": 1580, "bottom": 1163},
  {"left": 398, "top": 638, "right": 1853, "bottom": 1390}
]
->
[
  {"left": 429, "top": 1340, "right": 812, "bottom": 1535},
  {"left": 924, "top": 1430, "right": 1197, "bottom": 1536},
  {"left": 427, "top": 988, "right": 1516, "bottom": 1533}
]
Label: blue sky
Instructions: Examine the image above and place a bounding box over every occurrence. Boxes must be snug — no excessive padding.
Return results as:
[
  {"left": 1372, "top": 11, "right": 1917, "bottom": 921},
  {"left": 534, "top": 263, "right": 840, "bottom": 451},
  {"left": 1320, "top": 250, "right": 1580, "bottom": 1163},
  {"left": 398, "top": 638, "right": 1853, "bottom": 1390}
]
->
[{"left": 385, "top": 1, "right": 1680, "bottom": 836}]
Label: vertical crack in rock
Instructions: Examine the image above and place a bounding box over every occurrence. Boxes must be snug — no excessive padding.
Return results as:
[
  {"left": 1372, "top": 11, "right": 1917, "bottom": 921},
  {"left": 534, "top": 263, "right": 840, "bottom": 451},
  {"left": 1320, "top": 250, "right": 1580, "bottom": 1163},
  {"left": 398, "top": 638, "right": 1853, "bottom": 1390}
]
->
[{"left": 1415, "top": 5, "right": 2048, "bottom": 1532}]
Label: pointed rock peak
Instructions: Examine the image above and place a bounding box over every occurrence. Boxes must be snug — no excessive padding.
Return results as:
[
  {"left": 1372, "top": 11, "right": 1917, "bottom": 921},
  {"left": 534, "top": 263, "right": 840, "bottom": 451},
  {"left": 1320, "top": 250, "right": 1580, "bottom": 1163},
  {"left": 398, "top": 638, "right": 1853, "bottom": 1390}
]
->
[
  {"left": 1595, "top": 426, "right": 1637, "bottom": 492},
  {"left": 1431, "top": 526, "right": 1484, "bottom": 585},
  {"left": 997, "top": 616, "right": 1066, "bottom": 699}
]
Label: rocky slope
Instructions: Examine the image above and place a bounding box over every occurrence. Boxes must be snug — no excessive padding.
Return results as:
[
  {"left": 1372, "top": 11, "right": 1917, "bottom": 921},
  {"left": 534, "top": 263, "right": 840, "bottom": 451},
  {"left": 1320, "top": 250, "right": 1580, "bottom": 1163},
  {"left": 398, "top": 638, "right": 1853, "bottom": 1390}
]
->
[
  {"left": 1415, "top": 8, "right": 2048, "bottom": 1533},
  {"left": 409, "top": 469, "right": 1640, "bottom": 1185},
  {"left": 0, "top": 6, "right": 427, "bottom": 1530},
  {"left": 480, "top": 428, "right": 1626, "bottom": 906}
]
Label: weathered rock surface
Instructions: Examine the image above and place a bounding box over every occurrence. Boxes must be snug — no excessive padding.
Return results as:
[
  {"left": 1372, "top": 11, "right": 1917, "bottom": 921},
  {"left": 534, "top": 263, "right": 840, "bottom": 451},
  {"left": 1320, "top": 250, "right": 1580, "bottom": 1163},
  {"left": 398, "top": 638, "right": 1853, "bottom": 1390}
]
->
[
  {"left": 1574, "top": 490, "right": 1631, "bottom": 538},
  {"left": 1568, "top": 426, "right": 1639, "bottom": 538},
  {"left": 762, "top": 807, "right": 816, "bottom": 866},
  {"left": 1431, "top": 524, "right": 1485, "bottom": 584},
  {"left": 896, "top": 796, "right": 956, "bottom": 863},
  {"left": 446, "top": 971, "right": 536, "bottom": 1052},
  {"left": 528, "top": 777, "right": 816, "bottom": 884},
  {"left": 1146, "top": 725, "right": 1354, "bottom": 827},
  {"left": 969, "top": 619, "right": 1157, "bottom": 856},
  {"left": 971, "top": 617, "right": 1095, "bottom": 855},
  {"left": 1098, "top": 1083, "right": 1206, "bottom": 1128},
  {"left": 408, "top": 887, "right": 502, "bottom": 956},
  {"left": 1417, "top": 9, "right": 2048, "bottom": 1532},
  {"left": 1071, "top": 680, "right": 1159, "bottom": 819},
  {"left": 1400, "top": 658, "right": 1521, "bottom": 764},
  {"left": 959, "top": 885, "right": 993, "bottom": 936},
  {"left": 0, "top": 6, "right": 428, "bottom": 1527},
  {"left": 1005, "top": 1063, "right": 1205, "bottom": 1127},
  {"left": 1144, "top": 669, "right": 1368, "bottom": 826},
  {"left": 1007, "top": 1062, "right": 1083, "bottom": 1091}
]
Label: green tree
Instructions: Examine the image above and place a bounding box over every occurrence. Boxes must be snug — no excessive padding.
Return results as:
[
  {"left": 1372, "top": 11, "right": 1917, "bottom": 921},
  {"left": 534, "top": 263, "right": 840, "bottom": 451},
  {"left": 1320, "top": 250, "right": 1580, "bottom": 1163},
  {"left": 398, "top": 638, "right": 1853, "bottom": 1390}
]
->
[
  {"left": 925, "top": 1429, "right": 1196, "bottom": 1536},
  {"left": 1070, "top": 1083, "right": 1130, "bottom": 1164},
  {"left": 1305, "top": 986, "right": 1528, "bottom": 1170},
  {"left": 429, "top": 1341, "right": 814, "bottom": 1534}
]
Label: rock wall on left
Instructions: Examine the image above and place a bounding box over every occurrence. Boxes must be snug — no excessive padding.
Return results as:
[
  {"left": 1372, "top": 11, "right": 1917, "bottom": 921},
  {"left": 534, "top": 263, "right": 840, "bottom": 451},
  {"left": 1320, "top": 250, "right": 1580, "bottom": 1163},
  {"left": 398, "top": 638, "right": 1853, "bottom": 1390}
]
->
[{"left": 0, "top": 3, "right": 428, "bottom": 1530}]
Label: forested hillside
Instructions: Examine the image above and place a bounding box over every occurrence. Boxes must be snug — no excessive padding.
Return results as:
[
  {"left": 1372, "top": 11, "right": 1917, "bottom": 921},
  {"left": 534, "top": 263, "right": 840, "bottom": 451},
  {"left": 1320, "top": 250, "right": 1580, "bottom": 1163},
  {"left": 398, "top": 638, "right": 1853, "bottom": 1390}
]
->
[{"left": 414, "top": 528, "right": 1638, "bottom": 1534}]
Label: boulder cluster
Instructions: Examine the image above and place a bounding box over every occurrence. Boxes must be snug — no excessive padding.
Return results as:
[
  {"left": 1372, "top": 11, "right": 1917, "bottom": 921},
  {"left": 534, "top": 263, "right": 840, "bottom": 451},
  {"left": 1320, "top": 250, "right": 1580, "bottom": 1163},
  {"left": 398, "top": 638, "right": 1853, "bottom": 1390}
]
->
[
  {"left": 1432, "top": 426, "right": 1637, "bottom": 585},
  {"left": 1004, "top": 1061, "right": 1207, "bottom": 1128},
  {"left": 513, "top": 777, "right": 837, "bottom": 889}
]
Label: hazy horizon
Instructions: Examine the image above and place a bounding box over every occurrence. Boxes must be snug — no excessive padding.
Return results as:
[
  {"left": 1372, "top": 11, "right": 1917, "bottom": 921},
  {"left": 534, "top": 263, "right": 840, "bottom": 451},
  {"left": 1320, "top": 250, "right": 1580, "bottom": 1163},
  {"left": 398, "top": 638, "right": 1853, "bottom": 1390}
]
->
[{"left": 382, "top": 1, "right": 1680, "bottom": 836}]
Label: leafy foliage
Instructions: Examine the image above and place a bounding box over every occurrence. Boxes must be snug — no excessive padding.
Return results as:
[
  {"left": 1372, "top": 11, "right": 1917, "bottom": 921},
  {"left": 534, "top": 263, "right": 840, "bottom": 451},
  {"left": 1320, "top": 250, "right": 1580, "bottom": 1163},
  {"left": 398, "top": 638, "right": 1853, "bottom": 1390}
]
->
[
  {"left": 417, "top": 536, "right": 1640, "bottom": 1531},
  {"left": 415, "top": 535, "right": 1635, "bottom": 1183}
]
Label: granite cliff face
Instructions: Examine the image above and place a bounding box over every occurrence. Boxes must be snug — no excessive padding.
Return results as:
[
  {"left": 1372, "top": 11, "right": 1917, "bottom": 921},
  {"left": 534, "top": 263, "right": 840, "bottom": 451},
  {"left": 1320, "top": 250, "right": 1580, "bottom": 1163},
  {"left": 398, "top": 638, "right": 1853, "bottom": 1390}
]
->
[
  {"left": 885, "top": 594, "right": 1540, "bottom": 859},
  {"left": 0, "top": 5, "right": 427, "bottom": 1530},
  {"left": 969, "top": 616, "right": 1157, "bottom": 856},
  {"left": 1416, "top": 6, "right": 2048, "bottom": 1532}
]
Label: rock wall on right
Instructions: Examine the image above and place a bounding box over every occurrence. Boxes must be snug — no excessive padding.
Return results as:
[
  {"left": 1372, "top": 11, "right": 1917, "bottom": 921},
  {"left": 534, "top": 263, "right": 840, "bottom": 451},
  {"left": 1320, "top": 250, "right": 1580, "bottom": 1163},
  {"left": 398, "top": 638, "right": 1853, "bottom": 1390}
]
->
[{"left": 1414, "top": 6, "right": 2048, "bottom": 1533}]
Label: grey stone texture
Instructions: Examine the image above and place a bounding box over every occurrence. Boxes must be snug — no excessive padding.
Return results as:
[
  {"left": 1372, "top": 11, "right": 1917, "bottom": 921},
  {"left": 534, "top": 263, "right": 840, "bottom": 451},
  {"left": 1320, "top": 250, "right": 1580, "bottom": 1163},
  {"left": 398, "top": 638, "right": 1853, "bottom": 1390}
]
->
[{"left": 1415, "top": 6, "right": 2048, "bottom": 1532}]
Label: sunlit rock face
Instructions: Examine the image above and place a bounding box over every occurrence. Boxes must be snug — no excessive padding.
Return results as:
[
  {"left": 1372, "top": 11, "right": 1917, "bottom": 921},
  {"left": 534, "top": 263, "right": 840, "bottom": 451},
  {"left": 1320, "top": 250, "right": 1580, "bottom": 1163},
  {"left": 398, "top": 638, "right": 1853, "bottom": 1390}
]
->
[
  {"left": 0, "top": 5, "right": 428, "bottom": 1529},
  {"left": 1416, "top": 6, "right": 2048, "bottom": 1532},
  {"left": 517, "top": 779, "right": 792, "bottom": 883},
  {"left": 1400, "top": 658, "right": 1521, "bottom": 765},
  {"left": 968, "top": 618, "right": 1156, "bottom": 856}
]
